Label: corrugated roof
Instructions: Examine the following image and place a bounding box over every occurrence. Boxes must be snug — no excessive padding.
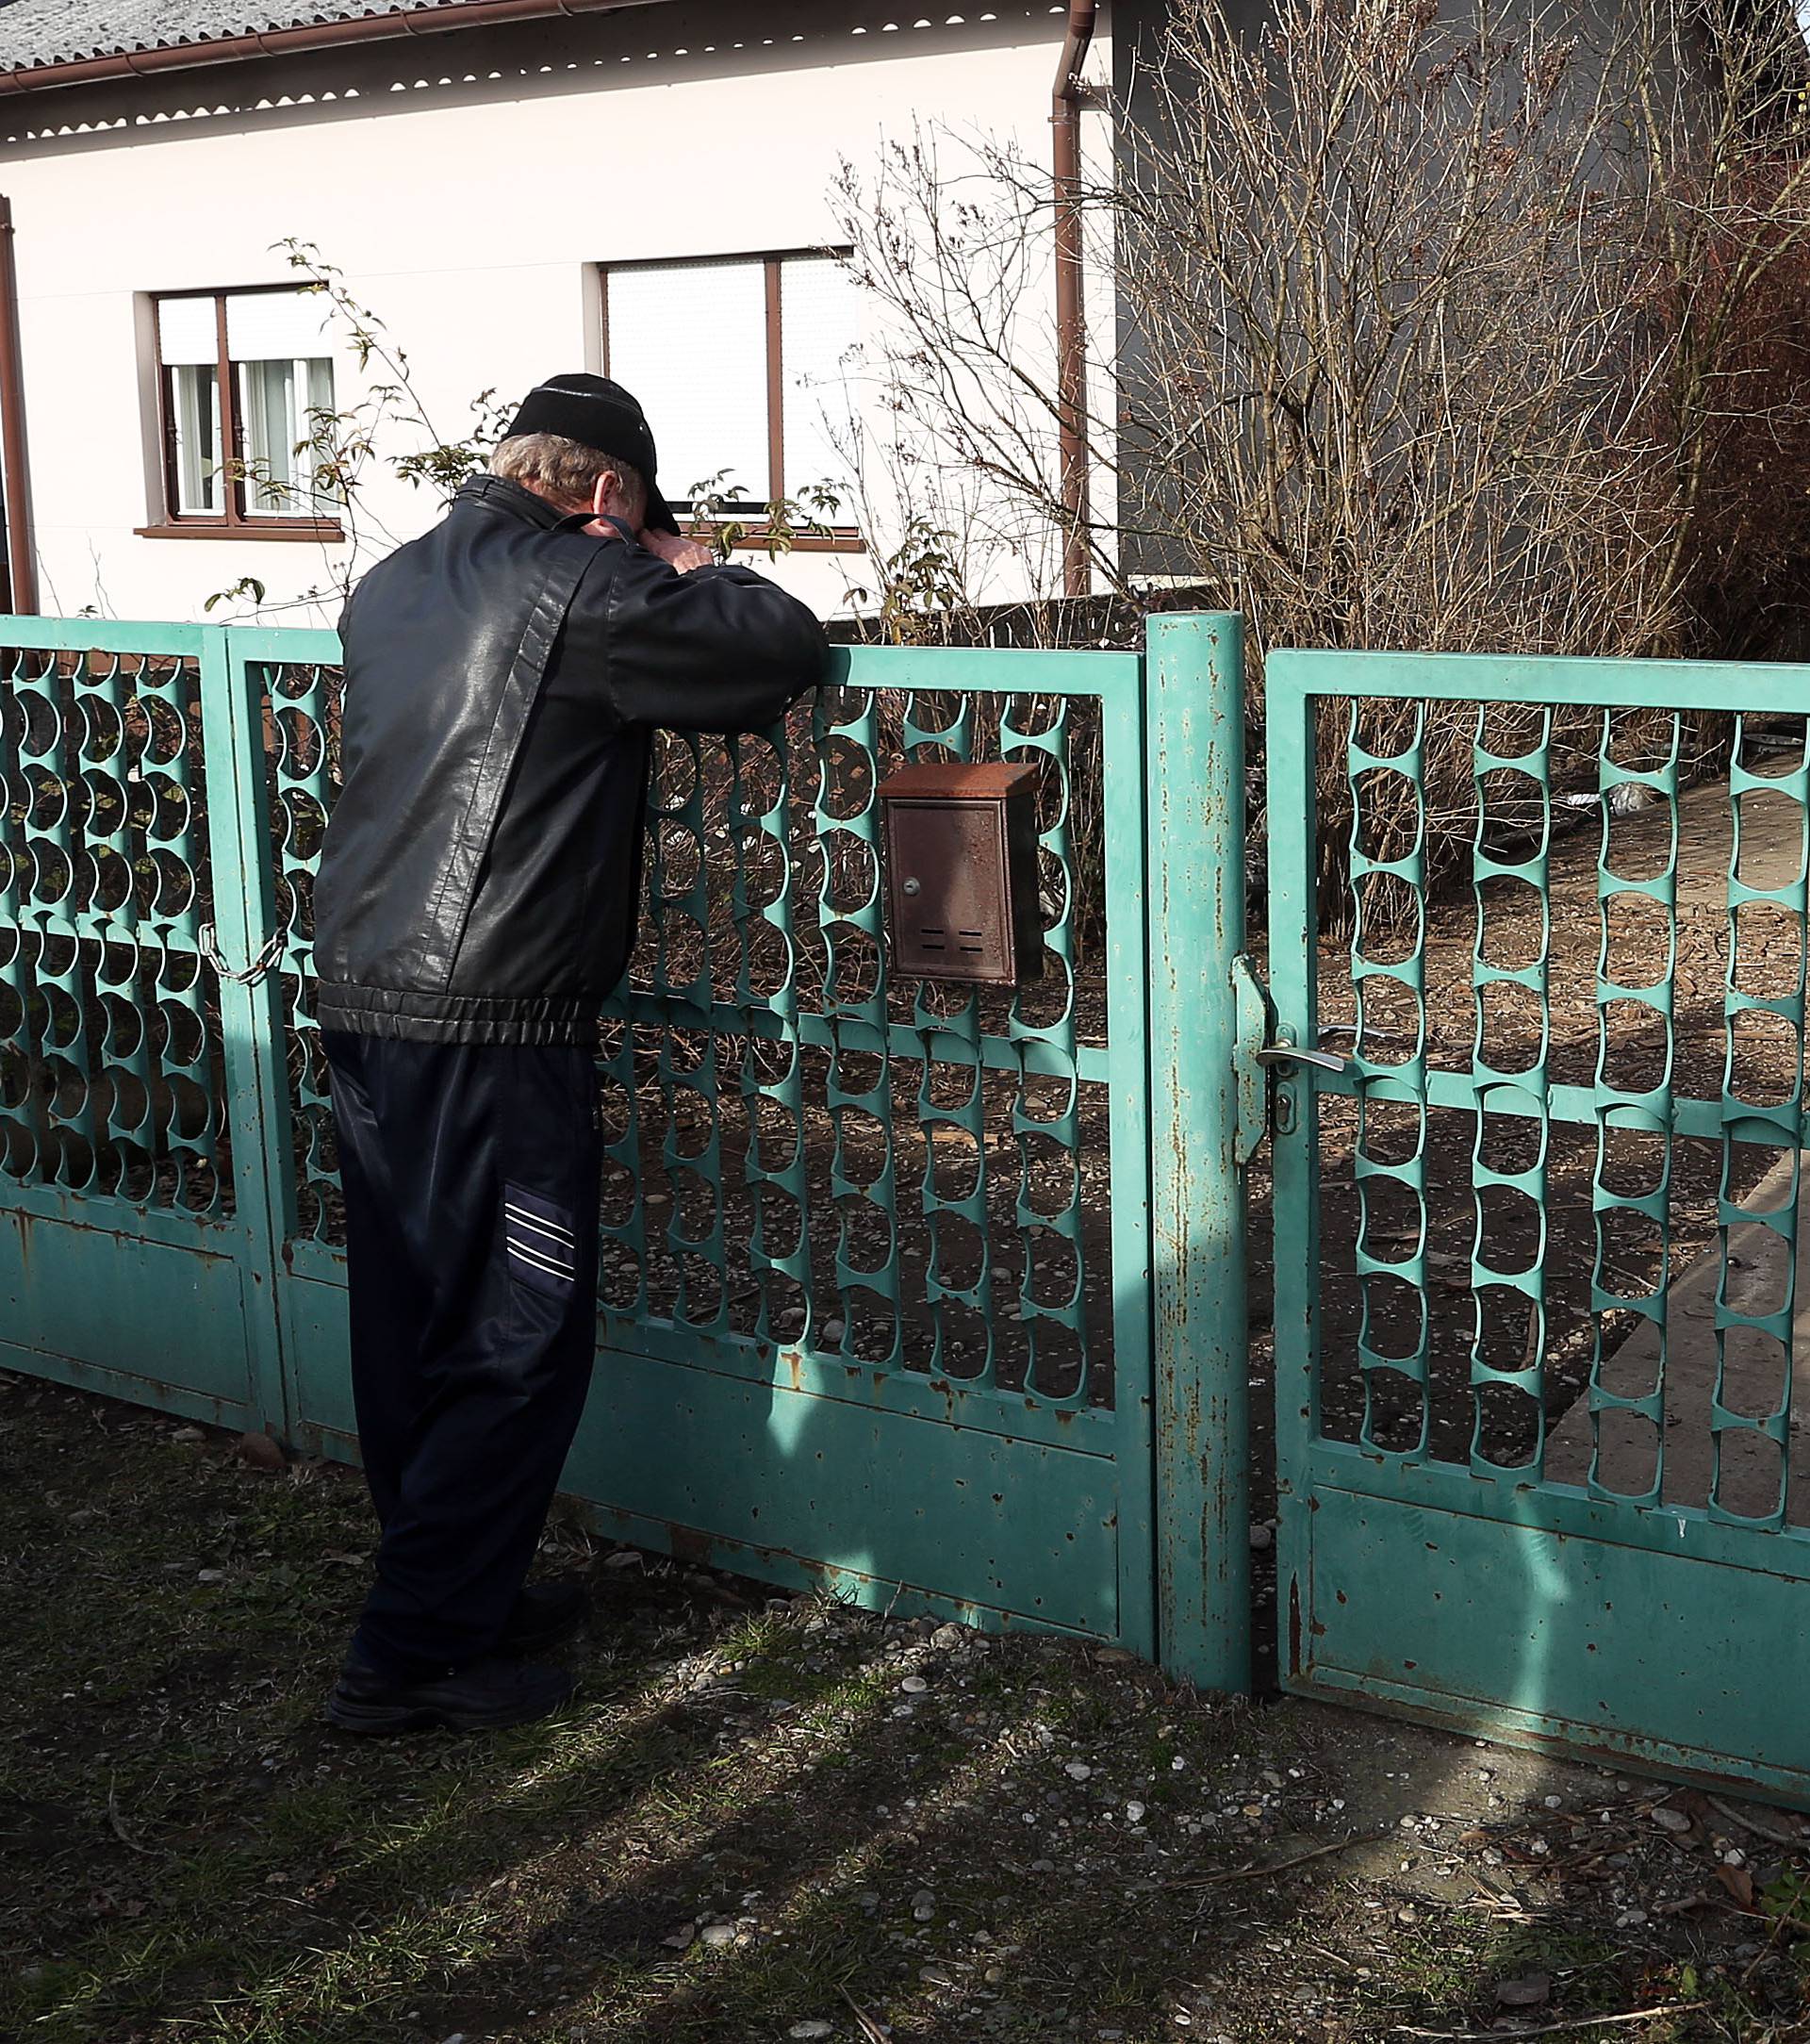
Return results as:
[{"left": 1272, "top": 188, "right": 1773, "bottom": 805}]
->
[{"left": 0, "top": 3, "right": 504, "bottom": 75}]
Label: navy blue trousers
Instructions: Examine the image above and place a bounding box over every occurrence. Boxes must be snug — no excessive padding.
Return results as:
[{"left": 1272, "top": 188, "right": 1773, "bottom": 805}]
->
[{"left": 322, "top": 1033, "right": 601, "bottom": 1679}]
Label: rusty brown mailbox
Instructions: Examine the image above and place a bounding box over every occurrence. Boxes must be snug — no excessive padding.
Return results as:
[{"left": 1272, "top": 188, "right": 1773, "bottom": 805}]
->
[{"left": 877, "top": 761, "right": 1045, "bottom": 986}]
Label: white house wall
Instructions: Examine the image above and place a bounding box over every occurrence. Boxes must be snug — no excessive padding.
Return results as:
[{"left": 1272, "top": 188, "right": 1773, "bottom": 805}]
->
[{"left": 0, "top": 2, "right": 1114, "bottom": 626}]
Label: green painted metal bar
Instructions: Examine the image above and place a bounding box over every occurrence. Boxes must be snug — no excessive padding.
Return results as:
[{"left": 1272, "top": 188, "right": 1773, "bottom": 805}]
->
[
  {"left": 1266, "top": 648, "right": 1324, "bottom": 1690},
  {"left": 590, "top": 1309, "right": 1125, "bottom": 1455},
  {"left": 612, "top": 988, "right": 1111, "bottom": 1081},
  {"left": 1311, "top": 1061, "right": 1793, "bottom": 1145},
  {"left": 1099, "top": 654, "right": 1159, "bottom": 1660},
  {"left": 222, "top": 628, "right": 1145, "bottom": 703},
  {"left": 1277, "top": 648, "right": 1810, "bottom": 717},
  {"left": 194, "top": 626, "right": 290, "bottom": 1437},
  {"left": 1145, "top": 612, "right": 1251, "bottom": 1693},
  {"left": 1305, "top": 1435, "right": 1810, "bottom": 1569}
]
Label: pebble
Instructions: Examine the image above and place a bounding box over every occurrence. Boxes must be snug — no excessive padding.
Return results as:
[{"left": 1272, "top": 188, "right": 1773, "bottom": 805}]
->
[
  {"left": 1652, "top": 1806, "right": 1692, "bottom": 1833},
  {"left": 821, "top": 1319, "right": 847, "bottom": 1343},
  {"left": 1495, "top": 1973, "right": 1551, "bottom": 2009},
  {"left": 661, "top": 1923, "right": 696, "bottom": 1950},
  {"left": 699, "top": 1921, "right": 737, "bottom": 1947},
  {"left": 172, "top": 1426, "right": 205, "bottom": 1444},
  {"left": 930, "top": 1623, "right": 965, "bottom": 1650},
  {"left": 1125, "top": 1802, "right": 1146, "bottom": 1824},
  {"left": 900, "top": 1674, "right": 930, "bottom": 1695},
  {"left": 789, "top": 2024, "right": 834, "bottom": 2040},
  {"left": 1064, "top": 1762, "right": 1093, "bottom": 1782},
  {"left": 912, "top": 1888, "right": 936, "bottom": 1920},
  {"left": 196, "top": 1569, "right": 224, "bottom": 1584},
  {"left": 1248, "top": 1523, "right": 1273, "bottom": 1552}
]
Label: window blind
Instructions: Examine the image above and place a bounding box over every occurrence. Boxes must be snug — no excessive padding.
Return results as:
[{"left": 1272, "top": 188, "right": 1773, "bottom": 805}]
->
[
  {"left": 225, "top": 288, "right": 335, "bottom": 363},
  {"left": 781, "top": 256, "right": 862, "bottom": 512},
  {"left": 156, "top": 295, "right": 218, "bottom": 368},
  {"left": 608, "top": 258, "right": 769, "bottom": 503}
]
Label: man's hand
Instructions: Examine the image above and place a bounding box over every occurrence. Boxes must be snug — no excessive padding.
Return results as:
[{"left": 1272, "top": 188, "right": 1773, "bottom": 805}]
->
[{"left": 640, "top": 527, "right": 716, "bottom": 575}]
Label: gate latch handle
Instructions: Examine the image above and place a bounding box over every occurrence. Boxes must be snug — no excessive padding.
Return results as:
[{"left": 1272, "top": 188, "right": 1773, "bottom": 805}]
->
[
  {"left": 1230, "top": 955, "right": 1352, "bottom": 1163},
  {"left": 1254, "top": 1045, "right": 1351, "bottom": 1075}
]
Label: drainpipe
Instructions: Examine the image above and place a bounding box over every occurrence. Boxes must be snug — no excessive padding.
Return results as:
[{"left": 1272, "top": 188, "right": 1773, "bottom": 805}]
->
[
  {"left": 1053, "top": 0, "right": 1097, "bottom": 601},
  {"left": 0, "top": 198, "right": 35, "bottom": 614}
]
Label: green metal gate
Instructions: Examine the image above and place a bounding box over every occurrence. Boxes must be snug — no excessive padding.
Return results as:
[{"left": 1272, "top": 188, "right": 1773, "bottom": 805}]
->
[
  {"left": 18, "top": 608, "right": 1810, "bottom": 1791},
  {"left": 1265, "top": 648, "right": 1810, "bottom": 1803},
  {"left": 0, "top": 610, "right": 1227, "bottom": 1657},
  {"left": 0, "top": 620, "right": 285, "bottom": 1429}
]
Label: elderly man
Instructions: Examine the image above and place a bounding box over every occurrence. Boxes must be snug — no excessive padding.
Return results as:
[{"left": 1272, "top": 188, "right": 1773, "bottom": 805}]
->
[{"left": 311, "top": 374, "right": 829, "bottom": 1734}]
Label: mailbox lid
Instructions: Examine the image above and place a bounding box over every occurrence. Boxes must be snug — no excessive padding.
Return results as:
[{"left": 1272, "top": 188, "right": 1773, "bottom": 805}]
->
[{"left": 876, "top": 761, "right": 1040, "bottom": 804}]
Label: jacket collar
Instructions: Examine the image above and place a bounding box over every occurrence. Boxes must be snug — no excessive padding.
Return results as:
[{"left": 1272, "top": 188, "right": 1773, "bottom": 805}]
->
[
  {"left": 453, "top": 472, "right": 569, "bottom": 530},
  {"left": 453, "top": 472, "right": 628, "bottom": 543}
]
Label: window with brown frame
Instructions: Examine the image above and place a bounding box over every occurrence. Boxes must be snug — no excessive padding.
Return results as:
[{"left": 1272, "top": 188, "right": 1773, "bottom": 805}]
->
[
  {"left": 142, "top": 287, "right": 344, "bottom": 539},
  {"left": 600, "top": 251, "right": 864, "bottom": 548}
]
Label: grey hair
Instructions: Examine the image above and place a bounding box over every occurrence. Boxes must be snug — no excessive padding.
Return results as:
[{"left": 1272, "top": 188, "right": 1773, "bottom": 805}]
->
[{"left": 489, "top": 432, "right": 647, "bottom": 514}]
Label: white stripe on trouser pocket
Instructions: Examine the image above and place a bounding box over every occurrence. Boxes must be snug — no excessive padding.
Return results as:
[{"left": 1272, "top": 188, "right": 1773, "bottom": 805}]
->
[
  {"left": 503, "top": 1180, "right": 582, "bottom": 1299},
  {"left": 507, "top": 1235, "right": 574, "bottom": 1280},
  {"left": 505, "top": 1204, "right": 576, "bottom": 1247}
]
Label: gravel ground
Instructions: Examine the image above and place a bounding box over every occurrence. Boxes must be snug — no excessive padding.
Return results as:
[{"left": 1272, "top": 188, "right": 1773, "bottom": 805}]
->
[{"left": 5, "top": 1372, "right": 1810, "bottom": 2044}]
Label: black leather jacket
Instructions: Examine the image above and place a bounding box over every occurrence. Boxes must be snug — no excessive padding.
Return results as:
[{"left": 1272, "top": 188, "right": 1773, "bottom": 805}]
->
[{"left": 312, "top": 473, "right": 829, "bottom": 1045}]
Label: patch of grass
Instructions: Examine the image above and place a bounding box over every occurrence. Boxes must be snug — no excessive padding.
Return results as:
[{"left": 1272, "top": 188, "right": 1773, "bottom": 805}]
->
[{"left": 7, "top": 1373, "right": 1810, "bottom": 2044}]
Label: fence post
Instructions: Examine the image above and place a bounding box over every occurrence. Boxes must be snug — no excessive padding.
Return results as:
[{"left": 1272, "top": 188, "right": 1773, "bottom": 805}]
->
[
  {"left": 1144, "top": 611, "right": 1253, "bottom": 1693},
  {"left": 196, "top": 624, "right": 290, "bottom": 1440}
]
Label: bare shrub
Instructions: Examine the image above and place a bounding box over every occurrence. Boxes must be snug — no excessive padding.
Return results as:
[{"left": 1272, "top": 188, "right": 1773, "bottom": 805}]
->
[{"left": 831, "top": 0, "right": 1810, "bottom": 907}]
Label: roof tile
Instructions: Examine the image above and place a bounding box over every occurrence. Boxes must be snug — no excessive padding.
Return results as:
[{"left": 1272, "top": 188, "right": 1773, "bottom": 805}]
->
[{"left": 0, "top": 3, "right": 488, "bottom": 74}]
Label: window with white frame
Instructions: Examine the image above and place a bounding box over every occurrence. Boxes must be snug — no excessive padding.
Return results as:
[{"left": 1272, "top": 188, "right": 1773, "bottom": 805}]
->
[
  {"left": 152, "top": 288, "right": 340, "bottom": 532},
  {"left": 601, "top": 252, "right": 863, "bottom": 541}
]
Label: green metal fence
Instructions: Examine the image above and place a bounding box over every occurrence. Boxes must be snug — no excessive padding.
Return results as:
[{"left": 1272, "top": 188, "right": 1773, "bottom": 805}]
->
[
  {"left": 0, "top": 612, "right": 1247, "bottom": 1664},
  {"left": 24, "top": 612, "right": 1808, "bottom": 1797},
  {"left": 1266, "top": 648, "right": 1810, "bottom": 1805}
]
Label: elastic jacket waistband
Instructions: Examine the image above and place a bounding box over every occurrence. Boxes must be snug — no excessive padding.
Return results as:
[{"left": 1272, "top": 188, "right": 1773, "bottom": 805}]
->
[{"left": 314, "top": 981, "right": 595, "bottom": 1047}]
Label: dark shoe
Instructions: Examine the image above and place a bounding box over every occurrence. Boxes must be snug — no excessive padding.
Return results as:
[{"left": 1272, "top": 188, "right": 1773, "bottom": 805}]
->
[
  {"left": 326, "top": 1652, "right": 574, "bottom": 1735},
  {"left": 502, "top": 1577, "right": 589, "bottom": 1657}
]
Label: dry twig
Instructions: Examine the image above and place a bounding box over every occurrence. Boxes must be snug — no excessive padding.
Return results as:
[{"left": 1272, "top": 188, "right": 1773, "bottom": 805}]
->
[
  {"left": 105, "top": 1783, "right": 155, "bottom": 1858},
  {"left": 839, "top": 1985, "right": 892, "bottom": 2043},
  {"left": 1394, "top": 2003, "right": 1705, "bottom": 2041},
  {"left": 1164, "top": 1828, "right": 1374, "bottom": 1890}
]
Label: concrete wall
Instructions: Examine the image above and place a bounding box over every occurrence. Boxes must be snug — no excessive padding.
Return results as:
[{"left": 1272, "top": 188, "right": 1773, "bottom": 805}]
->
[{"left": 0, "top": 2, "right": 1113, "bottom": 626}]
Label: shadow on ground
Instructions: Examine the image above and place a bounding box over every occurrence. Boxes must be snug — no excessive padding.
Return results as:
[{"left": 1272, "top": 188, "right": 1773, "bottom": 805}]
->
[{"left": 3, "top": 1372, "right": 1809, "bottom": 2044}]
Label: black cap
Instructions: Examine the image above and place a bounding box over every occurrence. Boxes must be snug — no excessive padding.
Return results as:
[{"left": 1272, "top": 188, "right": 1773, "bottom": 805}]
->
[{"left": 502, "top": 373, "right": 681, "bottom": 535}]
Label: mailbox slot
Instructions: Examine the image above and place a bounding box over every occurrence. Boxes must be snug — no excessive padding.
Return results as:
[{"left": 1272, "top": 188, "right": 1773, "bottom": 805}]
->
[{"left": 878, "top": 762, "right": 1044, "bottom": 986}]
